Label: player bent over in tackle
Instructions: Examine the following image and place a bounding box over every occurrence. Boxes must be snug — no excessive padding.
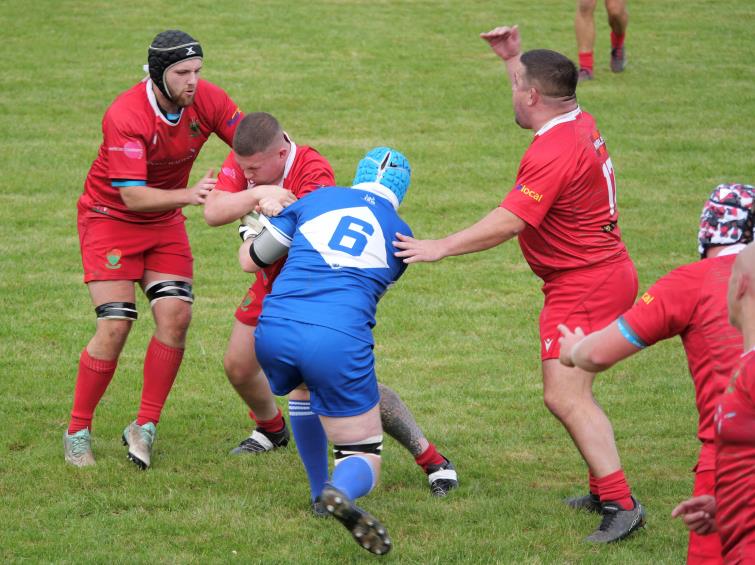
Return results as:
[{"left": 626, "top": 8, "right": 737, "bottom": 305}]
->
[
  {"left": 206, "top": 113, "right": 457, "bottom": 498},
  {"left": 238, "top": 147, "right": 416, "bottom": 554},
  {"left": 65, "top": 30, "right": 244, "bottom": 469}
]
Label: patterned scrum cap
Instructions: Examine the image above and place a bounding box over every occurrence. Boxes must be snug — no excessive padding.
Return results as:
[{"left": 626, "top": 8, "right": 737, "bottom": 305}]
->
[
  {"left": 148, "top": 30, "right": 203, "bottom": 100},
  {"left": 353, "top": 147, "right": 412, "bottom": 205},
  {"left": 698, "top": 183, "right": 755, "bottom": 256}
]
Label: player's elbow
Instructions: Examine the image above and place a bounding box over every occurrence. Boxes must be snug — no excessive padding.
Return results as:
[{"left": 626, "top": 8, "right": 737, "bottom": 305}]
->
[
  {"left": 238, "top": 243, "right": 260, "bottom": 273},
  {"left": 119, "top": 188, "right": 145, "bottom": 211},
  {"left": 203, "top": 205, "right": 225, "bottom": 226}
]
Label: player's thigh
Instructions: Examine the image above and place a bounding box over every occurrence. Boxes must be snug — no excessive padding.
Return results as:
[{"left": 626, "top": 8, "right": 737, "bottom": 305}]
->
[
  {"left": 254, "top": 318, "right": 305, "bottom": 395},
  {"left": 320, "top": 404, "right": 382, "bottom": 445},
  {"left": 142, "top": 222, "right": 194, "bottom": 280},
  {"left": 224, "top": 318, "right": 260, "bottom": 374},
  {"left": 78, "top": 215, "right": 148, "bottom": 283},
  {"left": 234, "top": 276, "right": 265, "bottom": 327},
  {"left": 542, "top": 358, "right": 596, "bottom": 402}
]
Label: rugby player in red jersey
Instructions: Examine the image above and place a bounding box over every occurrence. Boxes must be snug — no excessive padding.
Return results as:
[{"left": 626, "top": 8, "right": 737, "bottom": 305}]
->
[
  {"left": 671, "top": 240, "right": 755, "bottom": 564},
  {"left": 560, "top": 183, "right": 755, "bottom": 561},
  {"left": 66, "top": 30, "right": 286, "bottom": 470},
  {"left": 393, "top": 24, "right": 642, "bottom": 542},
  {"left": 204, "top": 113, "right": 458, "bottom": 507}
]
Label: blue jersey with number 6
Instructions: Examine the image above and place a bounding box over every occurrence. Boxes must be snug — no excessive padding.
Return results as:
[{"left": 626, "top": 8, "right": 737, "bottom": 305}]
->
[{"left": 259, "top": 186, "right": 411, "bottom": 345}]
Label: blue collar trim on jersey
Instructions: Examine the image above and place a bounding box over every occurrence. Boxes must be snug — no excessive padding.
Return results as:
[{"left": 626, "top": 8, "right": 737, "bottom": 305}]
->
[{"left": 351, "top": 182, "right": 399, "bottom": 210}]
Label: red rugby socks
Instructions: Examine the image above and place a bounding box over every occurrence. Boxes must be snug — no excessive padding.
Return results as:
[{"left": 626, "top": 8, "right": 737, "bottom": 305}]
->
[
  {"left": 610, "top": 31, "right": 625, "bottom": 49},
  {"left": 415, "top": 442, "right": 445, "bottom": 472},
  {"left": 578, "top": 51, "right": 594, "bottom": 73},
  {"left": 253, "top": 407, "right": 286, "bottom": 434},
  {"left": 596, "top": 469, "right": 634, "bottom": 510},
  {"left": 589, "top": 470, "right": 600, "bottom": 497},
  {"left": 68, "top": 348, "right": 117, "bottom": 434},
  {"left": 136, "top": 337, "right": 184, "bottom": 426}
]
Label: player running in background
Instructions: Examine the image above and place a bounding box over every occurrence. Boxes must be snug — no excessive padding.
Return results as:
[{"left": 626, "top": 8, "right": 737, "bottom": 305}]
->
[
  {"left": 238, "top": 147, "right": 415, "bottom": 555},
  {"left": 671, "top": 242, "right": 755, "bottom": 563},
  {"left": 575, "top": 0, "right": 629, "bottom": 80},
  {"left": 65, "top": 30, "right": 255, "bottom": 470},
  {"left": 394, "top": 24, "right": 643, "bottom": 542},
  {"left": 205, "top": 114, "right": 458, "bottom": 498},
  {"left": 559, "top": 183, "right": 754, "bottom": 562}
]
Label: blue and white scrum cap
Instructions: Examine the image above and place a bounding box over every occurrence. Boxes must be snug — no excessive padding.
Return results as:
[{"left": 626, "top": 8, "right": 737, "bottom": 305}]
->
[
  {"left": 148, "top": 30, "right": 203, "bottom": 100},
  {"left": 698, "top": 183, "right": 755, "bottom": 256},
  {"left": 352, "top": 147, "right": 411, "bottom": 208}
]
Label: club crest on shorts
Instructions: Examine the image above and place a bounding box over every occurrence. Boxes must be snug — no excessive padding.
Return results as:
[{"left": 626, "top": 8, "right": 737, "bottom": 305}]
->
[{"left": 105, "top": 249, "right": 122, "bottom": 270}]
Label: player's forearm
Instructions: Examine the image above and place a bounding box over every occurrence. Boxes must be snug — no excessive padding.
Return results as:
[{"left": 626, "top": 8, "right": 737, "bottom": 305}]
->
[
  {"left": 205, "top": 190, "right": 260, "bottom": 226},
  {"left": 439, "top": 207, "right": 522, "bottom": 258},
  {"left": 503, "top": 54, "right": 520, "bottom": 86},
  {"left": 570, "top": 338, "right": 615, "bottom": 373},
  {"left": 238, "top": 239, "right": 261, "bottom": 273},
  {"left": 120, "top": 185, "right": 192, "bottom": 212}
]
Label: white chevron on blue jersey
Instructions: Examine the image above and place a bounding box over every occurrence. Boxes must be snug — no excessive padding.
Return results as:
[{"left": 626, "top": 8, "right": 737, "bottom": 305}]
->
[{"left": 299, "top": 206, "right": 389, "bottom": 270}]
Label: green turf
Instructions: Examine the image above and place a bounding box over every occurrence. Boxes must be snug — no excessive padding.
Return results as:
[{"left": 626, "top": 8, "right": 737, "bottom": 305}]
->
[{"left": 1, "top": 0, "right": 753, "bottom": 562}]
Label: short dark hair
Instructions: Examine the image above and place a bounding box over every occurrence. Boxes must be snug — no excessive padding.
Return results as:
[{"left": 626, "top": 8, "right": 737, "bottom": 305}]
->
[
  {"left": 233, "top": 112, "right": 283, "bottom": 156},
  {"left": 520, "top": 49, "right": 577, "bottom": 100}
]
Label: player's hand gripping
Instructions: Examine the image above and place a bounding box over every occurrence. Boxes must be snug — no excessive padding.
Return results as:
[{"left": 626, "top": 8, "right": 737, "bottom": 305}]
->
[
  {"left": 252, "top": 185, "right": 297, "bottom": 217},
  {"left": 557, "top": 324, "right": 585, "bottom": 367},
  {"left": 480, "top": 25, "right": 521, "bottom": 61},
  {"left": 186, "top": 169, "right": 216, "bottom": 206},
  {"left": 393, "top": 233, "right": 446, "bottom": 264},
  {"left": 671, "top": 495, "right": 717, "bottom": 535}
]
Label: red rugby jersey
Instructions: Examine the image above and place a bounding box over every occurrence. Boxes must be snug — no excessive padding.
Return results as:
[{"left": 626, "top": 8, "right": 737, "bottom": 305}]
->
[
  {"left": 501, "top": 108, "right": 629, "bottom": 281},
  {"left": 715, "top": 348, "right": 755, "bottom": 563},
  {"left": 621, "top": 252, "right": 743, "bottom": 470},
  {"left": 215, "top": 140, "right": 335, "bottom": 293},
  {"left": 79, "top": 78, "right": 240, "bottom": 224}
]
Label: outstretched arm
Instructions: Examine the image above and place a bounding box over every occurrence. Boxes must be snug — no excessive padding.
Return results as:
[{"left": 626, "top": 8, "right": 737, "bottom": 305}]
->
[
  {"left": 480, "top": 25, "right": 522, "bottom": 86},
  {"left": 120, "top": 169, "right": 216, "bottom": 212},
  {"left": 393, "top": 206, "right": 525, "bottom": 264},
  {"left": 558, "top": 320, "right": 642, "bottom": 372}
]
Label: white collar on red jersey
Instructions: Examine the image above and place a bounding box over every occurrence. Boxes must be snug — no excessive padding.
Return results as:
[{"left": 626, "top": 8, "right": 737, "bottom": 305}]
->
[
  {"left": 145, "top": 79, "right": 185, "bottom": 127},
  {"left": 717, "top": 243, "right": 746, "bottom": 257},
  {"left": 535, "top": 106, "right": 582, "bottom": 137},
  {"left": 281, "top": 132, "right": 297, "bottom": 186}
]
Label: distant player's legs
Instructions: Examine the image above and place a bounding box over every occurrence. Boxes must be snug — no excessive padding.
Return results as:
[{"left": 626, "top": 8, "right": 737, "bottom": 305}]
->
[
  {"left": 378, "top": 383, "right": 458, "bottom": 496},
  {"left": 575, "top": 0, "right": 598, "bottom": 79},
  {"left": 65, "top": 280, "right": 135, "bottom": 467},
  {"left": 320, "top": 405, "right": 391, "bottom": 555},
  {"left": 605, "top": 0, "right": 628, "bottom": 72}
]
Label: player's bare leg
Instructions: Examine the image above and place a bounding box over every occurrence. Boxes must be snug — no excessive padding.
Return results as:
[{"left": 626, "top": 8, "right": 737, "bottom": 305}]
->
[
  {"left": 605, "top": 0, "right": 628, "bottom": 72},
  {"left": 378, "top": 383, "right": 458, "bottom": 496},
  {"left": 542, "top": 359, "right": 644, "bottom": 542},
  {"left": 65, "top": 280, "right": 135, "bottom": 467},
  {"left": 575, "top": 0, "right": 597, "bottom": 80},
  {"left": 225, "top": 320, "right": 289, "bottom": 454},
  {"left": 119, "top": 271, "right": 192, "bottom": 470},
  {"left": 319, "top": 405, "right": 391, "bottom": 555}
]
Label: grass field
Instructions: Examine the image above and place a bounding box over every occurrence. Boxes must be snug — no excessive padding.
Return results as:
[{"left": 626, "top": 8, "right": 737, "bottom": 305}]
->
[{"left": 1, "top": 0, "right": 754, "bottom": 562}]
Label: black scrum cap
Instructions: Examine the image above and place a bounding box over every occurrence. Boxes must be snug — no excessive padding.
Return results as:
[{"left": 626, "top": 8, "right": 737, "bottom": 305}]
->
[{"left": 148, "top": 30, "right": 203, "bottom": 100}]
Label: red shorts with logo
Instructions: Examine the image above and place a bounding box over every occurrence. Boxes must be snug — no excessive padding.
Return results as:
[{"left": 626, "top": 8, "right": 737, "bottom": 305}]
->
[
  {"left": 234, "top": 274, "right": 267, "bottom": 326},
  {"left": 78, "top": 212, "right": 193, "bottom": 283},
  {"left": 687, "top": 468, "right": 723, "bottom": 564},
  {"left": 539, "top": 259, "right": 638, "bottom": 360}
]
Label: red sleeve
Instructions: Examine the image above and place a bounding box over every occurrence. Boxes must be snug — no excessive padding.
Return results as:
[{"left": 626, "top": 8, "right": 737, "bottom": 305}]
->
[
  {"left": 216, "top": 150, "right": 247, "bottom": 193},
  {"left": 285, "top": 149, "right": 335, "bottom": 198},
  {"left": 199, "top": 80, "right": 242, "bottom": 148},
  {"left": 621, "top": 263, "right": 702, "bottom": 346},
  {"left": 500, "top": 141, "right": 569, "bottom": 228},
  {"left": 102, "top": 108, "right": 148, "bottom": 181}
]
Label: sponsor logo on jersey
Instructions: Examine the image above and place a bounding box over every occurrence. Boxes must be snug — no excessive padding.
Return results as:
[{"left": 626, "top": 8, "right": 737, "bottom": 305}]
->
[
  {"left": 516, "top": 183, "right": 543, "bottom": 202},
  {"left": 640, "top": 292, "right": 654, "bottom": 305},
  {"left": 591, "top": 130, "right": 608, "bottom": 157},
  {"left": 544, "top": 338, "right": 553, "bottom": 351},
  {"left": 239, "top": 291, "right": 254, "bottom": 311},
  {"left": 189, "top": 119, "right": 201, "bottom": 137},
  {"left": 105, "top": 249, "right": 122, "bottom": 270},
  {"left": 108, "top": 141, "right": 144, "bottom": 160},
  {"left": 222, "top": 166, "right": 237, "bottom": 179},
  {"left": 363, "top": 194, "right": 376, "bottom": 206},
  {"left": 226, "top": 108, "right": 242, "bottom": 127}
]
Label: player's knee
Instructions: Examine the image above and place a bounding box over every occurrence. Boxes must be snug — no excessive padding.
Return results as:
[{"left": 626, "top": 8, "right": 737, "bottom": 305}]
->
[
  {"left": 577, "top": 0, "right": 597, "bottom": 15},
  {"left": 604, "top": 0, "right": 625, "bottom": 17},
  {"left": 223, "top": 351, "right": 252, "bottom": 386},
  {"left": 543, "top": 389, "right": 579, "bottom": 421}
]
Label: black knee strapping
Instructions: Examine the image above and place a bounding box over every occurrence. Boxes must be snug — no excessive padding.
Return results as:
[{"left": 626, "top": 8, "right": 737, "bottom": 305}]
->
[
  {"left": 333, "top": 435, "right": 383, "bottom": 462},
  {"left": 95, "top": 302, "right": 138, "bottom": 321},
  {"left": 144, "top": 280, "right": 194, "bottom": 306}
]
